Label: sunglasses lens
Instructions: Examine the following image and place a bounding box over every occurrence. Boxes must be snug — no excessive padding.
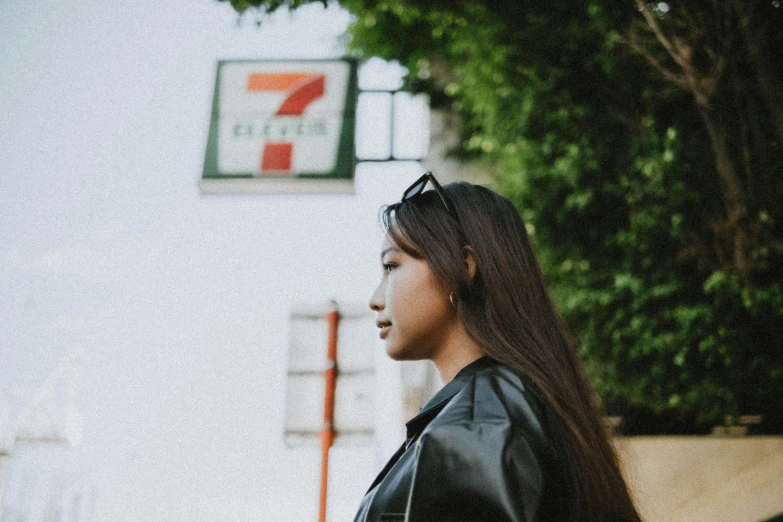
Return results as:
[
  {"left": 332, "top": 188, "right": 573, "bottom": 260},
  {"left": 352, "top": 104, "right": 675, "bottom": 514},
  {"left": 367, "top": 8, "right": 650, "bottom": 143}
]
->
[{"left": 403, "top": 178, "right": 428, "bottom": 200}]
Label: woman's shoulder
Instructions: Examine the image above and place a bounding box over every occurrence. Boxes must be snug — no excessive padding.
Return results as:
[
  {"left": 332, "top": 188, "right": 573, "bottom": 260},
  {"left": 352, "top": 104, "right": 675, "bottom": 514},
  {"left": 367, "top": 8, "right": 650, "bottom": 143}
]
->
[
  {"left": 431, "top": 360, "right": 549, "bottom": 441},
  {"left": 413, "top": 360, "right": 560, "bottom": 488}
]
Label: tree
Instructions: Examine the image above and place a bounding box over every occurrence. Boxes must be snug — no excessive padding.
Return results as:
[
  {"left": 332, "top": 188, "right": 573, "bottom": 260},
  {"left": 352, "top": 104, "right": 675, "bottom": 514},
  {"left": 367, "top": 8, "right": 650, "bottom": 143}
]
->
[{"left": 220, "top": 0, "right": 783, "bottom": 433}]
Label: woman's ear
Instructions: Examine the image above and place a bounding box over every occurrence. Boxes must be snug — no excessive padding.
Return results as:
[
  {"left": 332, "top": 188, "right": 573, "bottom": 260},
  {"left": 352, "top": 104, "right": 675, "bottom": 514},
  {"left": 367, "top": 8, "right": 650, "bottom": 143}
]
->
[{"left": 463, "top": 245, "right": 477, "bottom": 282}]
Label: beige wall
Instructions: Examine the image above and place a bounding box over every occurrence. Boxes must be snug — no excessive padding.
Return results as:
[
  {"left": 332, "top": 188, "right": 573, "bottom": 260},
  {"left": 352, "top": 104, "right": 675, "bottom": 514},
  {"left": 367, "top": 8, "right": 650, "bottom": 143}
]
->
[{"left": 616, "top": 436, "right": 783, "bottom": 522}]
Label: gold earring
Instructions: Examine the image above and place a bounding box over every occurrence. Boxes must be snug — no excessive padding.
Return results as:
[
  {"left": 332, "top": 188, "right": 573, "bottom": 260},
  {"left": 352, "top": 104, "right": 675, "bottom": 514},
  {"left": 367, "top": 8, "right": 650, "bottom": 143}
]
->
[{"left": 449, "top": 292, "right": 456, "bottom": 307}]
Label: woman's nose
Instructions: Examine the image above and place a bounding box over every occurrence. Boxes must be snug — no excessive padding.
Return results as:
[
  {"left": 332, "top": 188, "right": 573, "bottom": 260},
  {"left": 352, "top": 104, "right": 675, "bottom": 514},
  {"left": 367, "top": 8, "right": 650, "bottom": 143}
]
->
[{"left": 369, "top": 281, "right": 384, "bottom": 311}]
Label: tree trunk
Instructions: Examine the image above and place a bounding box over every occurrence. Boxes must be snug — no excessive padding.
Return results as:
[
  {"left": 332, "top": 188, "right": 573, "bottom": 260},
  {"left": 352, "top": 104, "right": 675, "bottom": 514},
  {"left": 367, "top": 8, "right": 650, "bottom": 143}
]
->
[
  {"left": 697, "top": 105, "right": 751, "bottom": 281},
  {"left": 735, "top": 2, "right": 783, "bottom": 150}
]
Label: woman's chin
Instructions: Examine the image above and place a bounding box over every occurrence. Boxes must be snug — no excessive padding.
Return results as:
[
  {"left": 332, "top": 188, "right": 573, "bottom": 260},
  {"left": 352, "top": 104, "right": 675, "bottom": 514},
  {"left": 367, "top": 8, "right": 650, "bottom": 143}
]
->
[
  {"left": 385, "top": 346, "right": 405, "bottom": 360},
  {"left": 385, "top": 344, "right": 425, "bottom": 362}
]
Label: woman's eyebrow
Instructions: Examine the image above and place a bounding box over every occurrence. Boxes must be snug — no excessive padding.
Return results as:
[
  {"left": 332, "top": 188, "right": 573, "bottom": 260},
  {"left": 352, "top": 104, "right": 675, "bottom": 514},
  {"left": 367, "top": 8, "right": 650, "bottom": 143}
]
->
[{"left": 380, "top": 246, "right": 401, "bottom": 260}]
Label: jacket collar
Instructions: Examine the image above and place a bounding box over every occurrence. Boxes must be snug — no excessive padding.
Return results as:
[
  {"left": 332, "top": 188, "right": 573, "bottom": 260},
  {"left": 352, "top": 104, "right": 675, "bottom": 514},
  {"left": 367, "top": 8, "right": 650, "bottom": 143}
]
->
[
  {"left": 365, "top": 356, "right": 499, "bottom": 494},
  {"left": 405, "top": 356, "right": 498, "bottom": 441}
]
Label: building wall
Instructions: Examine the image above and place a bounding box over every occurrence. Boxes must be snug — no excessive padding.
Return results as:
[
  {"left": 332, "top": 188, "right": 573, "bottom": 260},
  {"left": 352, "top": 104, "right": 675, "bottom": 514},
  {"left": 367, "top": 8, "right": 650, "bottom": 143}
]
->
[
  {"left": 0, "top": 1, "right": 422, "bottom": 520},
  {"left": 617, "top": 436, "right": 783, "bottom": 522}
]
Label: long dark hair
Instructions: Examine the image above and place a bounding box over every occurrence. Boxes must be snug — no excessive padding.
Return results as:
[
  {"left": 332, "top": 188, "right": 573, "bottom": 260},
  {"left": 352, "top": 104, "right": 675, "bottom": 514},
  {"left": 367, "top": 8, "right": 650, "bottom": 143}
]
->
[{"left": 382, "top": 181, "right": 640, "bottom": 522}]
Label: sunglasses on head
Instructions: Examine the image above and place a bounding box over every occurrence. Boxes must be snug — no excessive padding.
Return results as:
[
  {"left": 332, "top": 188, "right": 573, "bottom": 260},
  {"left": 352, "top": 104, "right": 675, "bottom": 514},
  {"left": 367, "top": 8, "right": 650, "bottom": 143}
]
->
[{"left": 401, "top": 171, "right": 456, "bottom": 218}]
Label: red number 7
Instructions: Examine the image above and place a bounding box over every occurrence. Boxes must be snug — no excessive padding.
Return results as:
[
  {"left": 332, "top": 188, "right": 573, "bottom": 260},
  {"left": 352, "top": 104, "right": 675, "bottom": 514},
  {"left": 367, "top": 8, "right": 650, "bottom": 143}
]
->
[{"left": 247, "top": 73, "right": 326, "bottom": 174}]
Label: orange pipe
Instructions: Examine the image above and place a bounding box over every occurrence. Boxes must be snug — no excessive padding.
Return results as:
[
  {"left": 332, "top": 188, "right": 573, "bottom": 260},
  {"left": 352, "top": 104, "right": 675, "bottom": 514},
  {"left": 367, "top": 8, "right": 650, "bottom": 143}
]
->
[{"left": 319, "top": 301, "right": 339, "bottom": 522}]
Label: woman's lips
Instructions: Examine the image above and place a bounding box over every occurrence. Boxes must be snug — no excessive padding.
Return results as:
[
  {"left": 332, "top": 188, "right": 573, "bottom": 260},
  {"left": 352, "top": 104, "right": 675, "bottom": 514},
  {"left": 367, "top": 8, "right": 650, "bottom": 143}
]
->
[{"left": 379, "top": 324, "right": 391, "bottom": 339}]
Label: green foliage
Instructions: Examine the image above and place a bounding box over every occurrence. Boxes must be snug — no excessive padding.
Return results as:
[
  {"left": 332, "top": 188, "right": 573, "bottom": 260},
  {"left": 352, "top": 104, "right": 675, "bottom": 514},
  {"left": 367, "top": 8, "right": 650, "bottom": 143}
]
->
[{"left": 219, "top": 0, "right": 783, "bottom": 432}]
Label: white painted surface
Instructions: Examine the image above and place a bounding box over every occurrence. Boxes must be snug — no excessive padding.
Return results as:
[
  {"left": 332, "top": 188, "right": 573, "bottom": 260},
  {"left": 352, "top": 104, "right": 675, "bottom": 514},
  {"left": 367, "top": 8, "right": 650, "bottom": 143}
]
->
[
  {"left": 0, "top": 1, "right": 426, "bottom": 519},
  {"left": 617, "top": 436, "right": 783, "bottom": 522}
]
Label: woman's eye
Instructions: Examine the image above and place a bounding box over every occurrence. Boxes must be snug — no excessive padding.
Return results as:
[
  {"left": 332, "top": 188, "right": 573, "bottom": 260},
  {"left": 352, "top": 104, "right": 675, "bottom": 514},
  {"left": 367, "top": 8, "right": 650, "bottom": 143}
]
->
[{"left": 383, "top": 263, "right": 397, "bottom": 273}]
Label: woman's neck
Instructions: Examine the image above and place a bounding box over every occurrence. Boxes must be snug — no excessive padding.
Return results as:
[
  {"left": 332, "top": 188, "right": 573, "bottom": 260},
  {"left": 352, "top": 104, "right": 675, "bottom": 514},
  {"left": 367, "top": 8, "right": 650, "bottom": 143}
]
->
[{"left": 430, "top": 323, "right": 486, "bottom": 383}]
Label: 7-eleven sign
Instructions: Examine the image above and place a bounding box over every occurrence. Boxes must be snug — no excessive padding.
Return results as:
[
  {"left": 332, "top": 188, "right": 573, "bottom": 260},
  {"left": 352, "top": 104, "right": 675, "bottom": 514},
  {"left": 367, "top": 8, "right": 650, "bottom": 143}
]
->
[{"left": 203, "top": 60, "right": 357, "bottom": 180}]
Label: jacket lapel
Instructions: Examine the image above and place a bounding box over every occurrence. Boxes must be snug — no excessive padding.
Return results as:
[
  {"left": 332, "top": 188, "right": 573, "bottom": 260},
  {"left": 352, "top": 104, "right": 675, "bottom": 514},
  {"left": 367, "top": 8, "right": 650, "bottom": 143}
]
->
[
  {"left": 364, "top": 357, "right": 497, "bottom": 492},
  {"left": 404, "top": 376, "right": 466, "bottom": 447},
  {"left": 366, "top": 442, "right": 406, "bottom": 492}
]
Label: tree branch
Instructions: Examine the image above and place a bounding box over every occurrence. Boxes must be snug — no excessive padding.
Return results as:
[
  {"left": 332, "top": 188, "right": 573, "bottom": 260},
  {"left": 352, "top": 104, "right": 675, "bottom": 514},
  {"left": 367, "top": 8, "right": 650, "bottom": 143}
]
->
[
  {"left": 633, "top": 0, "right": 689, "bottom": 70},
  {"left": 619, "top": 33, "right": 690, "bottom": 91},
  {"left": 734, "top": 0, "right": 783, "bottom": 151}
]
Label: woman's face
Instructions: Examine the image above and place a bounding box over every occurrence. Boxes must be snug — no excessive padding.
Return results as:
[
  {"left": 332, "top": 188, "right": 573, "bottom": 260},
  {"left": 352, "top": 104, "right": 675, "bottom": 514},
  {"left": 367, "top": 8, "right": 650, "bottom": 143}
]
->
[{"left": 369, "top": 234, "right": 454, "bottom": 361}]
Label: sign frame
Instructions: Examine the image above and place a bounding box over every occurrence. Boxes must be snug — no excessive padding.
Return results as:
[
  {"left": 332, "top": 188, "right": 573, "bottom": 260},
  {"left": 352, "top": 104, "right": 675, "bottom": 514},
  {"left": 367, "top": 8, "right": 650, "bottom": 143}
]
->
[{"left": 200, "top": 59, "right": 358, "bottom": 194}]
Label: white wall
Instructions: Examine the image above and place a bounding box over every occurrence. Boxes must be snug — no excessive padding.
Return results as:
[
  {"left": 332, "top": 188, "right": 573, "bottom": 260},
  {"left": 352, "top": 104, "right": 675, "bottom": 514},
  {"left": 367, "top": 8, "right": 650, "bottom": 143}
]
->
[{"left": 0, "top": 1, "right": 423, "bottom": 520}]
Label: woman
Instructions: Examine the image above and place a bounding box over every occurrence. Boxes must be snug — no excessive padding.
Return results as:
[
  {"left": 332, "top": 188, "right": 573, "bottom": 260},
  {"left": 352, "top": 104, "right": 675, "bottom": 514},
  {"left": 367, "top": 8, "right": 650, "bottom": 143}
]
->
[{"left": 354, "top": 172, "right": 640, "bottom": 522}]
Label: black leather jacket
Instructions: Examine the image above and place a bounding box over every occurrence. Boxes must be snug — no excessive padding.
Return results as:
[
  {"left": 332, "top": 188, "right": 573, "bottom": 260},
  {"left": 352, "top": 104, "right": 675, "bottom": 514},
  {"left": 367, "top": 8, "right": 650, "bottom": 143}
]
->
[{"left": 353, "top": 357, "right": 573, "bottom": 522}]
